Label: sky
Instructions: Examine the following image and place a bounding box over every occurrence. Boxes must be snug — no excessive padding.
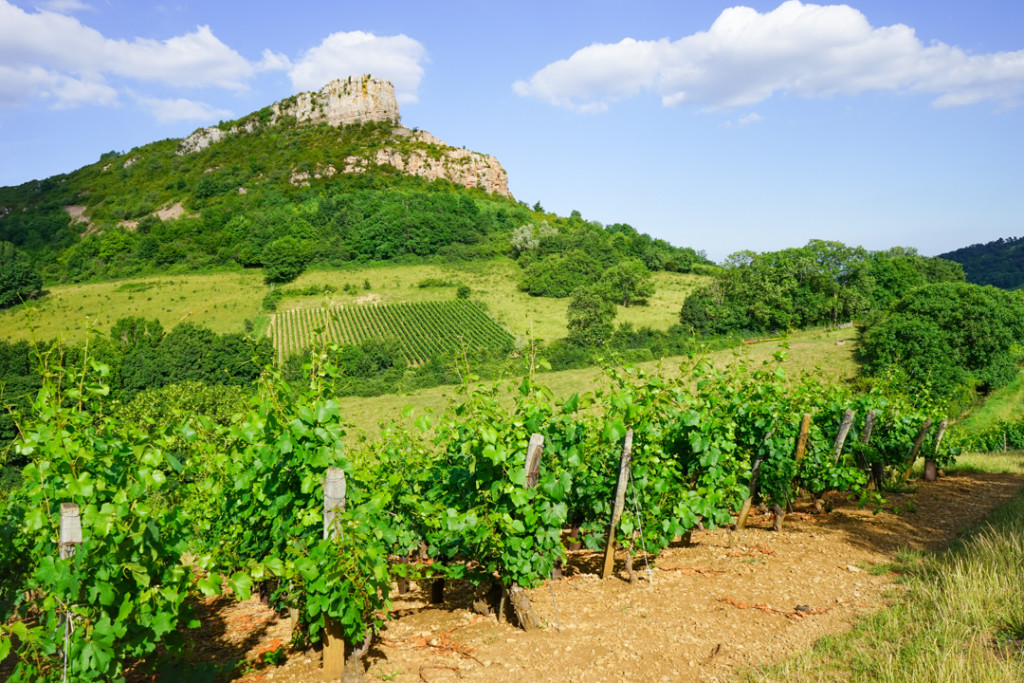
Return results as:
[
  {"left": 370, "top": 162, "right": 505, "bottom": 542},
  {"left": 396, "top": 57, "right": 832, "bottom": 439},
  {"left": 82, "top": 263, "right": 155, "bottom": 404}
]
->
[{"left": 1, "top": 0, "right": 1023, "bottom": 262}]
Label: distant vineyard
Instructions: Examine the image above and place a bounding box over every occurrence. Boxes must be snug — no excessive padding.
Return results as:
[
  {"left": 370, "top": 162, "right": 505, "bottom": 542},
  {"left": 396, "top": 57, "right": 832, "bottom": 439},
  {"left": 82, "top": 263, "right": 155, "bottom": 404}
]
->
[{"left": 268, "top": 300, "right": 516, "bottom": 363}]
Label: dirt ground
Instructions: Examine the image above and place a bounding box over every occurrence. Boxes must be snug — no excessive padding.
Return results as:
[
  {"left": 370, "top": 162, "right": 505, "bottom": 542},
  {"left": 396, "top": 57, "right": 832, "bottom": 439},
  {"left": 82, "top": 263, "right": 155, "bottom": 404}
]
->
[{"left": 143, "top": 472, "right": 1024, "bottom": 683}]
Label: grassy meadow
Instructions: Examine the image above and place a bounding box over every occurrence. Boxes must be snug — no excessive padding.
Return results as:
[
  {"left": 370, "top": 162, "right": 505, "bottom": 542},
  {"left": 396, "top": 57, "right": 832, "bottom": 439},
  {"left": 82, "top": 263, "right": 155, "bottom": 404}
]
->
[{"left": 0, "top": 258, "right": 707, "bottom": 348}]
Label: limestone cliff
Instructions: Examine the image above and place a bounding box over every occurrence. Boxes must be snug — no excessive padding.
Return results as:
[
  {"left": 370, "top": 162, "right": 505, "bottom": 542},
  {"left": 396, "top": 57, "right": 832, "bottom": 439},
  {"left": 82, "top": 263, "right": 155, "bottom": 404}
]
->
[{"left": 177, "top": 75, "right": 510, "bottom": 197}]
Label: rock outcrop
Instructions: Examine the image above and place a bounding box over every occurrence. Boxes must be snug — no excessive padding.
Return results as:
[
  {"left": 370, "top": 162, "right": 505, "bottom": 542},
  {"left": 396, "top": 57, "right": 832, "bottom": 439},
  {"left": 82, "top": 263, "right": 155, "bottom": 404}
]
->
[
  {"left": 274, "top": 75, "right": 400, "bottom": 127},
  {"left": 340, "top": 130, "right": 509, "bottom": 197},
  {"left": 177, "top": 75, "right": 510, "bottom": 196}
]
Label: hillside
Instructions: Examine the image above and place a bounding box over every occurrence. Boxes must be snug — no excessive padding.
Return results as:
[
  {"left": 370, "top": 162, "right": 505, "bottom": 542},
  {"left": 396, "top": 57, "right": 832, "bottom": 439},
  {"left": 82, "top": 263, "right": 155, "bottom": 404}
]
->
[{"left": 939, "top": 236, "right": 1024, "bottom": 289}]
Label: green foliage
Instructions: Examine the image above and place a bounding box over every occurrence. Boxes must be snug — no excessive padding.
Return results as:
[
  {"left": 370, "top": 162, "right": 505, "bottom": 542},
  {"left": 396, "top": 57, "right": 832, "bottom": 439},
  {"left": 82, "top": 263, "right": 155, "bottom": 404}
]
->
[
  {"left": 0, "top": 242, "right": 43, "bottom": 309},
  {"left": 859, "top": 282, "right": 1024, "bottom": 406},
  {"left": 939, "top": 235, "right": 1024, "bottom": 290},
  {"left": 0, "top": 362, "right": 197, "bottom": 681},
  {"left": 600, "top": 258, "right": 655, "bottom": 307},
  {"left": 520, "top": 250, "right": 604, "bottom": 297},
  {"left": 261, "top": 237, "right": 310, "bottom": 284},
  {"left": 566, "top": 285, "right": 617, "bottom": 347},
  {"left": 679, "top": 241, "right": 963, "bottom": 336}
]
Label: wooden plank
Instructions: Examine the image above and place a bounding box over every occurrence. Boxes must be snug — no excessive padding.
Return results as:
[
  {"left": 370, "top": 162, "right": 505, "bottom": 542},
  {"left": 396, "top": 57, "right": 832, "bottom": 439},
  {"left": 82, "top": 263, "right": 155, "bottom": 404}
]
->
[{"left": 601, "top": 430, "right": 634, "bottom": 580}]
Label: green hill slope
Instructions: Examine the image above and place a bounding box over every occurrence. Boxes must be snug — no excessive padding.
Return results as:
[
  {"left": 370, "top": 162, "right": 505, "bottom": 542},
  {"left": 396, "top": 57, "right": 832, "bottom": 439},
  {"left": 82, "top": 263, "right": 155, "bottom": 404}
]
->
[{"left": 939, "top": 236, "right": 1024, "bottom": 289}]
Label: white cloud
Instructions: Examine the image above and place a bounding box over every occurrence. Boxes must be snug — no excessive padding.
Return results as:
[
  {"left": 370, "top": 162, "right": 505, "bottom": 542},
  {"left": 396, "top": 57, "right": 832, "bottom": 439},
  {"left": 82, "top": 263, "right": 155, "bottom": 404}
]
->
[
  {"left": 134, "top": 95, "right": 233, "bottom": 124},
  {"left": 289, "top": 31, "right": 427, "bottom": 103},
  {"left": 0, "top": 0, "right": 256, "bottom": 109},
  {"left": 35, "top": 0, "right": 92, "bottom": 12},
  {"left": 738, "top": 112, "right": 763, "bottom": 126},
  {"left": 0, "top": 64, "right": 117, "bottom": 108},
  {"left": 257, "top": 49, "right": 291, "bottom": 72},
  {"left": 513, "top": 0, "right": 1024, "bottom": 112}
]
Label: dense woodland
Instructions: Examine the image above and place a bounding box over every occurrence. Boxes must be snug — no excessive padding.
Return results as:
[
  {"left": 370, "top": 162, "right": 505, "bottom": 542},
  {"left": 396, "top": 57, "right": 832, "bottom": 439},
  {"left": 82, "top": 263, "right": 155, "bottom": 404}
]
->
[{"left": 939, "top": 235, "right": 1024, "bottom": 290}]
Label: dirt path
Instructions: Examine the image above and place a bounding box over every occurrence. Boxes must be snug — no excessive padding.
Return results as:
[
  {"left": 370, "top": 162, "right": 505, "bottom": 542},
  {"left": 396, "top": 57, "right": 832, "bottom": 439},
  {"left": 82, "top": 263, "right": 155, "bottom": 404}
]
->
[{"left": 157, "top": 472, "right": 1024, "bottom": 682}]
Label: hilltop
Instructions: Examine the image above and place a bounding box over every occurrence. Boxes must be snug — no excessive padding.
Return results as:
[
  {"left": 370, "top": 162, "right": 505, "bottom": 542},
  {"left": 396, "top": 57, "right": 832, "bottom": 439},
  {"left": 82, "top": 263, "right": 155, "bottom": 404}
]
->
[{"left": 0, "top": 75, "right": 533, "bottom": 284}]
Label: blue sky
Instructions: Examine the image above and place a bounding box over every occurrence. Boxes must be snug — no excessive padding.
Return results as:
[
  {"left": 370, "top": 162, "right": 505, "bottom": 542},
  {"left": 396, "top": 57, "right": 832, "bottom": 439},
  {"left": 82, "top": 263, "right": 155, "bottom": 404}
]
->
[{"left": 1, "top": 0, "right": 1022, "bottom": 261}]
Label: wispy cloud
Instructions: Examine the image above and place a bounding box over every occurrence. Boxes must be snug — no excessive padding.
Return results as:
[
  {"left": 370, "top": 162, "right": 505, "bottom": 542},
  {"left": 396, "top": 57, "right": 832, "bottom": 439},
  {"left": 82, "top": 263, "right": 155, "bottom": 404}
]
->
[
  {"left": 288, "top": 31, "right": 427, "bottom": 103},
  {"left": 35, "top": 0, "right": 93, "bottom": 12},
  {"left": 133, "top": 94, "right": 233, "bottom": 124},
  {"left": 513, "top": 0, "right": 1024, "bottom": 112}
]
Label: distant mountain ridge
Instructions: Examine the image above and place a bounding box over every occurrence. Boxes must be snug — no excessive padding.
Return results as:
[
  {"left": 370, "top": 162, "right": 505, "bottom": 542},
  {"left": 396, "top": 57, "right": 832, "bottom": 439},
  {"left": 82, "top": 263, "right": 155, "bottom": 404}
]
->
[{"left": 939, "top": 236, "right": 1024, "bottom": 290}]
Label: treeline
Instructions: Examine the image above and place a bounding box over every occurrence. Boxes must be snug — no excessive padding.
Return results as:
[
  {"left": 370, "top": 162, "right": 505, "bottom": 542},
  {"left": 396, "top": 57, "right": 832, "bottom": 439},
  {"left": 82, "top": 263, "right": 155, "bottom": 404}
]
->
[
  {"left": 939, "top": 235, "right": 1024, "bottom": 290},
  {"left": 0, "top": 320, "right": 271, "bottom": 461},
  {"left": 679, "top": 241, "right": 964, "bottom": 336}
]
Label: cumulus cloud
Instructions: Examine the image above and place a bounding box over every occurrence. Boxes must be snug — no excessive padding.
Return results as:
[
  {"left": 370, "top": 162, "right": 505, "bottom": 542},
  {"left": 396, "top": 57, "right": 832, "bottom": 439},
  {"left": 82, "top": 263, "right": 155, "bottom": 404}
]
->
[
  {"left": 133, "top": 95, "right": 233, "bottom": 124},
  {"left": 289, "top": 31, "right": 427, "bottom": 103},
  {"left": 513, "top": 0, "right": 1024, "bottom": 112},
  {"left": 0, "top": 0, "right": 255, "bottom": 109}
]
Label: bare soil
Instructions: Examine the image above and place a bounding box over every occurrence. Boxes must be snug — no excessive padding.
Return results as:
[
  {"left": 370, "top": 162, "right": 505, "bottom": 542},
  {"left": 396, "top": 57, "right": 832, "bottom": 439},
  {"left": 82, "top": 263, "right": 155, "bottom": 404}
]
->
[{"left": 147, "top": 472, "right": 1024, "bottom": 682}]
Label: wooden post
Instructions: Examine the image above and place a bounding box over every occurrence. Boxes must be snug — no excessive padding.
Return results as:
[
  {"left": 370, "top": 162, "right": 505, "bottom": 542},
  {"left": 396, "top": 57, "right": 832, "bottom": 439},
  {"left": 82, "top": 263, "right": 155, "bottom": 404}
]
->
[
  {"left": 832, "top": 409, "right": 856, "bottom": 464},
  {"left": 601, "top": 430, "right": 634, "bottom": 580},
  {"left": 524, "top": 433, "right": 544, "bottom": 488},
  {"left": 508, "top": 434, "right": 545, "bottom": 630},
  {"left": 794, "top": 414, "right": 811, "bottom": 462},
  {"left": 858, "top": 409, "right": 876, "bottom": 473},
  {"left": 322, "top": 468, "right": 347, "bottom": 682},
  {"left": 735, "top": 457, "right": 763, "bottom": 531},
  {"left": 778, "top": 415, "right": 811, "bottom": 532},
  {"left": 59, "top": 503, "right": 82, "bottom": 560},
  {"left": 902, "top": 418, "right": 934, "bottom": 481},
  {"left": 924, "top": 418, "right": 948, "bottom": 482}
]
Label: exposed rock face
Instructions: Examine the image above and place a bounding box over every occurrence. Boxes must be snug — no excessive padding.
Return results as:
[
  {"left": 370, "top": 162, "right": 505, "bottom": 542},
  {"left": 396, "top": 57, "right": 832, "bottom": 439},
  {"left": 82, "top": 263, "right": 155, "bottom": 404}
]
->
[
  {"left": 176, "top": 75, "right": 510, "bottom": 196},
  {"left": 340, "top": 130, "right": 509, "bottom": 197},
  {"left": 178, "top": 127, "right": 225, "bottom": 155},
  {"left": 274, "top": 75, "right": 400, "bottom": 127}
]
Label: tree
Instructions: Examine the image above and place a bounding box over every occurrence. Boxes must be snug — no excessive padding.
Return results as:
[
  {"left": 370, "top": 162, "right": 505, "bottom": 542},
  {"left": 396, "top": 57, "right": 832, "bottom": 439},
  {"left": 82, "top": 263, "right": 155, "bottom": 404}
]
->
[
  {"left": 859, "top": 282, "right": 1024, "bottom": 406},
  {"left": 261, "top": 237, "right": 309, "bottom": 284},
  {"left": 566, "top": 285, "right": 617, "bottom": 347},
  {"left": 0, "top": 242, "right": 42, "bottom": 309},
  {"left": 601, "top": 258, "right": 655, "bottom": 307}
]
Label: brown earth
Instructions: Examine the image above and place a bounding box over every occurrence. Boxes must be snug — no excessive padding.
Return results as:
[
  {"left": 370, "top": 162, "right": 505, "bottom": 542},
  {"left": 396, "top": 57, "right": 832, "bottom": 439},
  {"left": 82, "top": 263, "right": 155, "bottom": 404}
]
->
[{"left": 143, "top": 472, "right": 1024, "bottom": 683}]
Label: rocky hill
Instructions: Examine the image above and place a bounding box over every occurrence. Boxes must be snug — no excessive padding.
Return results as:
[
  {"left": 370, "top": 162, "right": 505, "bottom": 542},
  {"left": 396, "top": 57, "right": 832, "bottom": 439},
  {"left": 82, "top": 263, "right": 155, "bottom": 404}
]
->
[
  {"left": 177, "top": 75, "right": 509, "bottom": 197},
  {"left": 0, "top": 74, "right": 526, "bottom": 282}
]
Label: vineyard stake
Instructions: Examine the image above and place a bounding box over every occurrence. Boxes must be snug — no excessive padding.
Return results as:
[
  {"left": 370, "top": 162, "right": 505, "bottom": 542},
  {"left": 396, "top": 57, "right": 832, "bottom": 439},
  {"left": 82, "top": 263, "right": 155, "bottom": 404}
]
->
[
  {"left": 902, "top": 418, "right": 934, "bottom": 482},
  {"left": 735, "top": 457, "right": 764, "bottom": 531},
  {"left": 59, "top": 502, "right": 81, "bottom": 683},
  {"left": 778, "top": 415, "right": 811, "bottom": 531},
  {"left": 924, "top": 418, "right": 948, "bottom": 482},
  {"left": 508, "top": 433, "right": 545, "bottom": 630},
  {"left": 858, "top": 409, "right": 877, "bottom": 485},
  {"left": 602, "top": 429, "right": 634, "bottom": 580},
  {"left": 322, "top": 468, "right": 348, "bottom": 682},
  {"left": 832, "top": 410, "right": 856, "bottom": 464}
]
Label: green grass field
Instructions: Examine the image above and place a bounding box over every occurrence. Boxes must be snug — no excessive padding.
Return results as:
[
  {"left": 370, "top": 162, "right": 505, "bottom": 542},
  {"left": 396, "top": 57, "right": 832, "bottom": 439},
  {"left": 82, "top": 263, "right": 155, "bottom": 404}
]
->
[{"left": 0, "top": 258, "right": 707, "bottom": 348}]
